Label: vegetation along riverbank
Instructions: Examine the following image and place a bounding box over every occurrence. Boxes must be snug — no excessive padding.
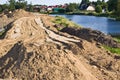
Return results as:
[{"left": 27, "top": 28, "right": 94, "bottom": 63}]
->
[{"left": 50, "top": 0, "right": 120, "bottom": 20}]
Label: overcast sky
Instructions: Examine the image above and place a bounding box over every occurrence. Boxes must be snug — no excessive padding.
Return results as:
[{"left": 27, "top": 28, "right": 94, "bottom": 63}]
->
[{"left": 0, "top": 0, "right": 108, "bottom": 5}]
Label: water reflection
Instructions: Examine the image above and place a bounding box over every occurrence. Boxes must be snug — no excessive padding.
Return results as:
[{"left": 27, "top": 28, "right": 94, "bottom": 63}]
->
[{"left": 107, "top": 19, "right": 120, "bottom": 35}]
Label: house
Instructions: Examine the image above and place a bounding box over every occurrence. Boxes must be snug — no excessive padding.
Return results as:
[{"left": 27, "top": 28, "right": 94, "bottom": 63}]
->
[
  {"left": 40, "top": 5, "right": 47, "bottom": 12},
  {"left": 86, "top": 5, "right": 95, "bottom": 11},
  {"left": 80, "top": 3, "right": 95, "bottom": 11},
  {"left": 102, "top": 8, "right": 107, "bottom": 13},
  {"left": 52, "top": 8, "right": 60, "bottom": 13},
  {"left": 26, "top": 4, "right": 67, "bottom": 13},
  {"left": 33, "top": 5, "right": 41, "bottom": 12},
  {"left": 47, "top": 6, "right": 53, "bottom": 12}
]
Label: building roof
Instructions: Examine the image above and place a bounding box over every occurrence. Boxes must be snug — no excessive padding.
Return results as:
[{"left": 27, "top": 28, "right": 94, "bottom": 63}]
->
[{"left": 86, "top": 6, "right": 95, "bottom": 11}]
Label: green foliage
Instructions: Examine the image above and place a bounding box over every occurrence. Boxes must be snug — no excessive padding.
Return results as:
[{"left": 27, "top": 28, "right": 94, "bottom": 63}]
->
[
  {"left": 102, "top": 0, "right": 105, "bottom": 2},
  {"left": 97, "top": 0, "right": 102, "bottom": 5},
  {"left": 52, "top": 16, "right": 81, "bottom": 30},
  {"left": 0, "top": 30, "right": 5, "bottom": 36},
  {"left": 28, "top": 3, "right": 34, "bottom": 12},
  {"left": 107, "top": 0, "right": 117, "bottom": 11},
  {"left": 116, "top": 17, "right": 120, "bottom": 20},
  {"left": 15, "top": 0, "right": 27, "bottom": 9},
  {"left": 113, "top": 36, "right": 120, "bottom": 43},
  {"left": 95, "top": 5, "right": 102, "bottom": 13},
  {"left": 8, "top": 0, "right": 16, "bottom": 11},
  {"left": 58, "top": 8, "right": 65, "bottom": 13},
  {"left": 0, "top": 4, "right": 9, "bottom": 12},
  {"left": 0, "top": 7, "right": 2, "bottom": 12},
  {"left": 101, "top": 2, "right": 108, "bottom": 10},
  {"left": 66, "top": 3, "right": 79, "bottom": 12},
  {"left": 80, "top": 0, "right": 89, "bottom": 4},
  {"left": 103, "top": 45, "right": 120, "bottom": 54},
  {"left": 103, "top": 36, "right": 120, "bottom": 54},
  {"left": 0, "top": 0, "right": 28, "bottom": 12},
  {"left": 116, "top": 0, "right": 120, "bottom": 16},
  {"left": 107, "top": 0, "right": 120, "bottom": 19},
  {"left": 79, "top": 0, "right": 90, "bottom": 10}
]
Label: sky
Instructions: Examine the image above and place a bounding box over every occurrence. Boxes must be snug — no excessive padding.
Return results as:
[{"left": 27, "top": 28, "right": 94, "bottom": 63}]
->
[{"left": 0, "top": 0, "right": 108, "bottom": 5}]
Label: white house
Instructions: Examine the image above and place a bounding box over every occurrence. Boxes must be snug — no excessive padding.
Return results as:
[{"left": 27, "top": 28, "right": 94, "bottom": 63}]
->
[
  {"left": 47, "top": 7, "right": 53, "bottom": 11},
  {"left": 86, "top": 5, "right": 95, "bottom": 11}
]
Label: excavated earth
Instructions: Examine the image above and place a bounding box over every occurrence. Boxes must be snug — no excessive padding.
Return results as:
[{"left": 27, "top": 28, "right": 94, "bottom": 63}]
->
[{"left": 0, "top": 9, "right": 120, "bottom": 80}]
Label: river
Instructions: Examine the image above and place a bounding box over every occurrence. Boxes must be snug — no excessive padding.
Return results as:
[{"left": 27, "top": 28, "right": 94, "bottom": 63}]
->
[{"left": 51, "top": 14, "right": 120, "bottom": 35}]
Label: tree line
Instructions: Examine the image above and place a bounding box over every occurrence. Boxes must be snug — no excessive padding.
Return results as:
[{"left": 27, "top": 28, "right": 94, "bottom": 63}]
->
[
  {"left": 0, "top": 0, "right": 28, "bottom": 12},
  {"left": 66, "top": 0, "right": 120, "bottom": 17},
  {"left": 0, "top": 0, "right": 120, "bottom": 17}
]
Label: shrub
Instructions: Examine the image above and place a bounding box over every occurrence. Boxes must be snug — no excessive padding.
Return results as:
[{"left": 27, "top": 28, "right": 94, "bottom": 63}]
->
[{"left": 95, "top": 5, "right": 102, "bottom": 13}]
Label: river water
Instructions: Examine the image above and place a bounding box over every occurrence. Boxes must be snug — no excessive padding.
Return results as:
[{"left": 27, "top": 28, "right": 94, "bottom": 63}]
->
[{"left": 51, "top": 14, "right": 120, "bottom": 35}]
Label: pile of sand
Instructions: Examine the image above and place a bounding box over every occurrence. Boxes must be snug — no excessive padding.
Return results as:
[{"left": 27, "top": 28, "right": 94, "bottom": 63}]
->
[
  {"left": 0, "top": 10, "right": 120, "bottom": 80},
  {"left": 9, "top": 9, "right": 34, "bottom": 18},
  {"left": 0, "top": 41, "right": 99, "bottom": 80},
  {"left": 0, "top": 9, "right": 34, "bottom": 29},
  {"left": 0, "top": 15, "right": 98, "bottom": 80}
]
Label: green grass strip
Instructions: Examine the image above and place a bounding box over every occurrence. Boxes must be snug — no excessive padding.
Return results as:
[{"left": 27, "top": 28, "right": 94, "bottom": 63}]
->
[{"left": 103, "top": 45, "right": 120, "bottom": 54}]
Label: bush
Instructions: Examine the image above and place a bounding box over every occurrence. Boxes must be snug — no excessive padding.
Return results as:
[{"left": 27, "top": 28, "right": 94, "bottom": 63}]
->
[
  {"left": 95, "top": 5, "right": 102, "bottom": 13},
  {"left": 58, "top": 9, "right": 65, "bottom": 13},
  {"left": 116, "top": 17, "right": 120, "bottom": 21}
]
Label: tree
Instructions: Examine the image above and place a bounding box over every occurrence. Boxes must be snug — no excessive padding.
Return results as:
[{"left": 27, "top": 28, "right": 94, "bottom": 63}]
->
[
  {"left": 8, "top": 0, "right": 16, "bottom": 11},
  {"left": 95, "top": 5, "right": 102, "bottom": 13},
  {"left": 116, "top": 0, "right": 120, "bottom": 16},
  {"left": 107, "top": 0, "right": 117, "bottom": 11},
  {"left": 81, "top": 0, "right": 89, "bottom": 4},
  {"left": 28, "top": 2, "right": 34, "bottom": 12},
  {"left": 0, "top": 4, "right": 9, "bottom": 12},
  {"left": 101, "top": 2, "right": 108, "bottom": 9},
  {"left": 0, "top": 6, "right": 2, "bottom": 12},
  {"left": 15, "top": 0, "right": 27, "bottom": 9},
  {"left": 102, "top": 0, "right": 105, "bottom": 2},
  {"left": 66, "top": 3, "right": 79, "bottom": 12},
  {"left": 97, "top": 0, "right": 102, "bottom": 5},
  {"left": 58, "top": 8, "right": 65, "bottom": 13},
  {"left": 79, "top": 0, "right": 89, "bottom": 9}
]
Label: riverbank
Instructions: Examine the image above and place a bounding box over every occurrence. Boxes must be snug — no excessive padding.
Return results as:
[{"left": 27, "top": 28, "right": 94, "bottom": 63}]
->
[
  {"left": 52, "top": 16, "right": 120, "bottom": 54},
  {"left": 50, "top": 11, "right": 110, "bottom": 16},
  {"left": 50, "top": 11, "right": 120, "bottom": 21}
]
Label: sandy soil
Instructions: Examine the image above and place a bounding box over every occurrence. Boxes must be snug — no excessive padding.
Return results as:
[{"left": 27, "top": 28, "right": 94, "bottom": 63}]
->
[{"left": 0, "top": 9, "right": 120, "bottom": 80}]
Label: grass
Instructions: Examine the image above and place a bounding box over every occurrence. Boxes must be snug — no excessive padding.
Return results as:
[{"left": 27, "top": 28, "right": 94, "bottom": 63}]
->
[
  {"left": 0, "top": 30, "right": 5, "bottom": 36},
  {"left": 103, "top": 45, "right": 120, "bottom": 54},
  {"left": 52, "top": 16, "right": 81, "bottom": 30},
  {"left": 103, "top": 36, "right": 120, "bottom": 54},
  {"left": 113, "top": 36, "right": 120, "bottom": 43}
]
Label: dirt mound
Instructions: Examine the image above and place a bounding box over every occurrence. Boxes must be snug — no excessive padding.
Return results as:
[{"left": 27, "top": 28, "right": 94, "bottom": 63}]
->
[
  {"left": 0, "top": 9, "right": 33, "bottom": 30},
  {"left": 61, "top": 27, "right": 120, "bottom": 48},
  {"left": 0, "top": 10, "right": 120, "bottom": 80},
  {"left": 0, "top": 14, "right": 13, "bottom": 29},
  {"left": 0, "top": 15, "right": 98, "bottom": 80},
  {"left": 0, "top": 41, "right": 99, "bottom": 80},
  {"left": 9, "top": 9, "right": 34, "bottom": 18}
]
